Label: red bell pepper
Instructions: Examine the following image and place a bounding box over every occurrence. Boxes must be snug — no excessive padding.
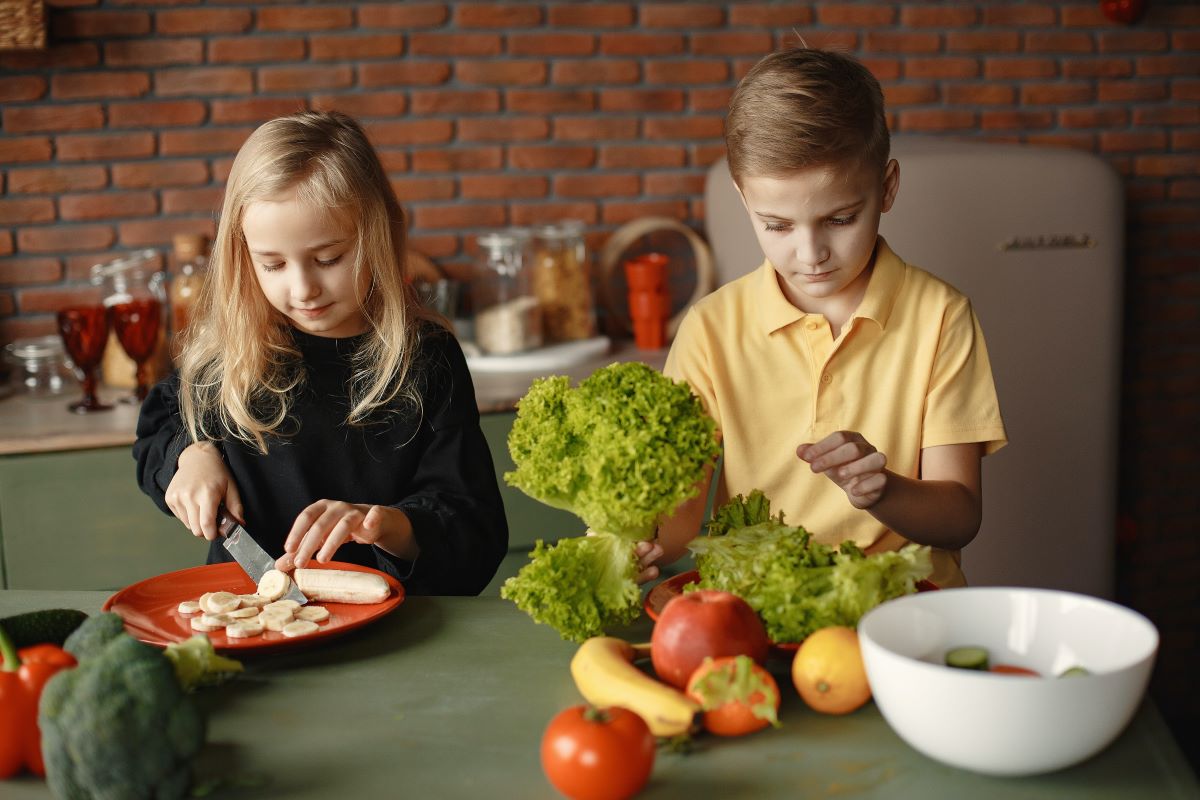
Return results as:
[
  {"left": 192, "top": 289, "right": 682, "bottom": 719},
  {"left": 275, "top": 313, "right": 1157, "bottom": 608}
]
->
[{"left": 0, "top": 624, "right": 76, "bottom": 779}]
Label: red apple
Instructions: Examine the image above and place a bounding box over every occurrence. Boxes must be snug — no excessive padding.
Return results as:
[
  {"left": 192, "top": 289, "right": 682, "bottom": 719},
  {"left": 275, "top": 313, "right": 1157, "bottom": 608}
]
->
[{"left": 650, "top": 589, "right": 771, "bottom": 689}]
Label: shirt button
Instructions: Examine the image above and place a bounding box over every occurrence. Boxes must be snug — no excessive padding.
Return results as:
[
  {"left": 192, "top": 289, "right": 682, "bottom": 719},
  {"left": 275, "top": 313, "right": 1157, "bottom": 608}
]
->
[
  {"left": 807, "top": 321, "right": 820, "bottom": 331},
  {"left": 821, "top": 373, "right": 832, "bottom": 384}
]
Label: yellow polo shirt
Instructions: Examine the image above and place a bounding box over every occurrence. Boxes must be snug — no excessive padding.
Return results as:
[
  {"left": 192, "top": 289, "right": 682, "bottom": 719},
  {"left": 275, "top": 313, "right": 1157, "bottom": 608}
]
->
[{"left": 664, "top": 237, "right": 1007, "bottom": 588}]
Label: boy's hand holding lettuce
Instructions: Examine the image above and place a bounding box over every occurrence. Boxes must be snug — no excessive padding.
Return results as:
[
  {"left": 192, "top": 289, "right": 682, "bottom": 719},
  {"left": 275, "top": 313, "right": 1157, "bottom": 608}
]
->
[
  {"left": 501, "top": 362, "right": 720, "bottom": 642},
  {"left": 689, "top": 491, "right": 933, "bottom": 643}
]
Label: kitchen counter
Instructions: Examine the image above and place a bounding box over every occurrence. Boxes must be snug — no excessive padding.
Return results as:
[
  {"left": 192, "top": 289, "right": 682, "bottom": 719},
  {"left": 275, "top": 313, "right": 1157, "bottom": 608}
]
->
[
  {"left": 2, "top": 589, "right": 1197, "bottom": 800},
  {"left": 0, "top": 340, "right": 666, "bottom": 455}
]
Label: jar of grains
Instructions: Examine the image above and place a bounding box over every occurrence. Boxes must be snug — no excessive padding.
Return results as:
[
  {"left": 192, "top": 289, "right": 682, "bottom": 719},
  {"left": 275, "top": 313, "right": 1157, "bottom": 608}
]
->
[
  {"left": 472, "top": 228, "right": 543, "bottom": 355},
  {"left": 531, "top": 220, "right": 596, "bottom": 342}
]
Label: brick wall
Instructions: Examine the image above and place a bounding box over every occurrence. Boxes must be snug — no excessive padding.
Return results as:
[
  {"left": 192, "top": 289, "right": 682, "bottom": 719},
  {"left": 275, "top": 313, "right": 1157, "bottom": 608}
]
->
[{"left": 2, "top": 0, "right": 1199, "bottom": 764}]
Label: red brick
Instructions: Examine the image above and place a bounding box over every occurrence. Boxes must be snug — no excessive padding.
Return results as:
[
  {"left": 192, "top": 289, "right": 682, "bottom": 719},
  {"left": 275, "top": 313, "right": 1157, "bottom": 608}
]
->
[
  {"left": 549, "top": 4, "right": 634, "bottom": 27},
  {"left": 118, "top": 219, "right": 213, "bottom": 248},
  {"left": 1059, "top": 5, "right": 1108, "bottom": 27},
  {"left": 157, "top": 68, "right": 252, "bottom": 96},
  {"left": 59, "top": 192, "right": 157, "bottom": 221},
  {"left": 1169, "top": 180, "right": 1200, "bottom": 200},
  {"left": 0, "top": 233, "right": 10, "bottom": 257},
  {"left": 412, "top": 204, "right": 506, "bottom": 230},
  {"left": 507, "top": 89, "right": 594, "bottom": 114},
  {"left": 456, "top": 3, "right": 540, "bottom": 27},
  {"left": 0, "top": 43, "right": 98, "bottom": 71},
  {"left": 19, "top": 285, "right": 113, "bottom": 314},
  {"left": 946, "top": 31, "right": 1020, "bottom": 54},
  {"left": 1026, "top": 32, "right": 1094, "bottom": 54},
  {"left": 984, "top": 58, "right": 1058, "bottom": 80},
  {"left": 1063, "top": 58, "right": 1134, "bottom": 79},
  {"left": 642, "top": 4, "right": 723, "bottom": 28},
  {"left": 1099, "top": 80, "right": 1167, "bottom": 102},
  {"left": 861, "top": 57, "right": 902, "bottom": 82},
  {"left": 211, "top": 97, "right": 307, "bottom": 124},
  {"left": 599, "top": 33, "right": 685, "bottom": 56},
  {"left": 0, "top": 76, "right": 46, "bottom": 103},
  {"left": 690, "top": 87, "right": 734, "bottom": 112},
  {"left": 105, "top": 38, "right": 203, "bottom": 67},
  {"left": 643, "top": 117, "right": 724, "bottom": 140},
  {"left": 7, "top": 166, "right": 107, "bottom": 194},
  {"left": 643, "top": 172, "right": 705, "bottom": 197},
  {"left": 1135, "top": 106, "right": 1200, "bottom": 126},
  {"left": 552, "top": 59, "right": 639, "bottom": 85},
  {"left": 600, "top": 88, "right": 685, "bottom": 113},
  {"left": 553, "top": 118, "right": 638, "bottom": 141},
  {"left": 1175, "top": 131, "right": 1200, "bottom": 150},
  {"left": 901, "top": 6, "right": 977, "bottom": 27},
  {"left": 109, "top": 100, "right": 206, "bottom": 128},
  {"left": 410, "top": 147, "right": 503, "bottom": 173},
  {"left": 259, "top": 65, "right": 352, "bottom": 93},
  {"left": 645, "top": 60, "right": 729, "bottom": 85},
  {"left": 1060, "top": 107, "right": 1130, "bottom": 129},
  {"left": 898, "top": 109, "right": 978, "bottom": 132},
  {"left": 1173, "top": 31, "right": 1200, "bottom": 50},
  {"left": 357, "top": 3, "right": 448, "bottom": 29},
  {"left": 885, "top": 84, "right": 941, "bottom": 106},
  {"left": 53, "top": 10, "right": 151, "bottom": 38},
  {"left": 554, "top": 173, "right": 639, "bottom": 198},
  {"left": 160, "top": 128, "right": 252, "bottom": 157},
  {"left": 599, "top": 145, "right": 685, "bottom": 170},
  {"left": 0, "top": 258, "right": 61, "bottom": 286},
  {"left": 377, "top": 150, "right": 407, "bottom": 173},
  {"left": 690, "top": 31, "right": 773, "bottom": 56},
  {"left": 509, "top": 32, "right": 594, "bottom": 57},
  {"left": 360, "top": 62, "right": 451, "bottom": 87},
  {"left": 984, "top": 5, "right": 1056, "bottom": 26},
  {"left": 731, "top": 4, "right": 812, "bottom": 26},
  {"left": 157, "top": 8, "right": 251, "bottom": 35},
  {"left": 904, "top": 58, "right": 979, "bottom": 79},
  {"left": 112, "top": 160, "right": 209, "bottom": 189},
  {"left": 0, "top": 137, "right": 52, "bottom": 164},
  {"left": 864, "top": 32, "right": 940, "bottom": 54},
  {"left": 161, "top": 188, "right": 224, "bottom": 215},
  {"left": 509, "top": 145, "right": 595, "bottom": 170},
  {"left": 311, "top": 34, "right": 404, "bottom": 61},
  {"left": 1021, "top": 82, "right": 1095, "bottom": 105},
  {"left": 52, "top": 71, "right": 150, "bottom": 100},
  {"left": 1138, "top": 56, "right": 1200, "bottom": 78},
  {"left": 818, "top": 4, "right": 896, "bottom": 26},
  {"left": 602, "top": 199, "right": 689, "bottom": 225},
  {"left": 1024, "top": 133, "right": 1096, "bottom": 152},
  {"left": 458, "top": 117, "right": 549, "bottom": 142},
  {"left": 1100, "top": 131, "right": 1168, "bottom": 153},
  {"left": 509, "top": 202, "right": 597, "bottom": 226},
  {"left": 407, "top": 234, "right": 459, "bottom": 260},
  {"left": 257, "top": 6, "right": 352, "bottom": 32},
  {"left": 18, "top": 225, "right": 115, "bottom": 253},
  {"left": 0, "top": 316, "right": 57, "bottom": 342},
  {"left": 58, "top": 132, "right": 155, "bottom": 161},
  {"left": 457, "top": 61, "right": 546, "bottom": 86},
  {"left": 1100, "top": 31, "right": 1169, "bottom": 53},
  {"left": 460, "top": 175, "right": 547, "bottom": 200},
  {"left": 4, "top": 104, "right": 103, "bottom": 134},
  {"left": 410, "top": 33, "right": 501, "bottom": 57},
  {"left": 312, "top": 92, "right": 408, "bottom": 118},
  {"left": 0, "top": 199, "right": 55, "bottom": 225},
  {"left": 212, "top": 158, "right": 236, "bottom": 183},
  {"left": 365, "top": 120, "right": 454, "bottom": 146},
  {"left": 388, "top": 177, "right": 456, "bottom": 202},
  {"left": 943, "top": 84, "right": 1012, "bottom": 105},
  {"left": 208, "top": 36, "right": 306, "bottom": 64},
  {"left": 979, "top": 110, "right": 1055, "bottom": 131},
  {"left": 410, "top": 90, "right": 498, "bottom": 115}
]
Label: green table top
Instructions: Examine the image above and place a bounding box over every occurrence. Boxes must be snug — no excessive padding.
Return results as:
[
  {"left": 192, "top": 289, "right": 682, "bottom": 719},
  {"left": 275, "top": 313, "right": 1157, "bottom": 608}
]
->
[{"left": 2, "top": 590, "right": 1197, "bottom": 800}]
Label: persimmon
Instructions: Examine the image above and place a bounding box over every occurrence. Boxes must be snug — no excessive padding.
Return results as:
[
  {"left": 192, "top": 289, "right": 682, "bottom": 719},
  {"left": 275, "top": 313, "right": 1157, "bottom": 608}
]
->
[
  {"left": 686, "top": 655, "right": 781, "bottom": 737},
  {"left": 791, "top": 626, "right": 871, "bottom": 715}
]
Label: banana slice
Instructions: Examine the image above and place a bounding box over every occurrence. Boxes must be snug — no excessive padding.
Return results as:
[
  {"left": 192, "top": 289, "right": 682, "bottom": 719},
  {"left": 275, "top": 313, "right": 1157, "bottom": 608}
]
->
[
  {"left": 199, "top": 613, "right": 233, "bottom": 628},
  {"left": 296, "top": 605, "right": 330, "bottom": 623},
  {"left": 197, "top": 592, "right": 215, "bottom": 613},
  {"left": 257, "top": 569, "right": 291, "bottom": 602},
  {"left": 259, "top": 610, "right": 294, "bottom": 632},
  {"left": 264, "top": 599, "right": 301, "bottom": 613},
  {"left": 191, "top": 616, "right": 224, "bottom": 632},
  {"left": 226, "top": 606, "right": 260, "bottom": 619},
  {"left": 177, "top": 600, "right": 202, "bottom": 616},
  {"left": 207, "top": 591, "right": 241, "bottom": 614},
  {"left": 238, "top": 594, "right": 269, "bottom": 608},
  {"left": 226, "top": 619, "right": 264, "bottom": 638},
  {"left": 282, "top": 620, "right": 319, "bottom": 638}
]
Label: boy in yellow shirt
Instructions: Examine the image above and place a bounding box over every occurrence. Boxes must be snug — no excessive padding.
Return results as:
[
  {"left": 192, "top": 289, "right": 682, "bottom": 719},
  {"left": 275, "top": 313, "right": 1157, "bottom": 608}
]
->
[{"left": 639, "top": 48, "right": 1007, "bottom": 588}]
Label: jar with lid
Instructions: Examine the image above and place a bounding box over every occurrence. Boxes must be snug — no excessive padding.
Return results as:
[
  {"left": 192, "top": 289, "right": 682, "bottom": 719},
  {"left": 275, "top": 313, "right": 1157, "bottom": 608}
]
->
[
  {"left": 3, "top": 335, "right": 74, "bottom": 398},
  {"left": 531, "top": 220, "right": 596, "bottom": 343},
  {"left": 169, "top": 232, "right": 207, "bottom": 362},
  {"left": 472, "top": 229, "right": 543, "bottom": 355},
  {"left": 91, "top": 249, "right": 169, "bottom": 398}
]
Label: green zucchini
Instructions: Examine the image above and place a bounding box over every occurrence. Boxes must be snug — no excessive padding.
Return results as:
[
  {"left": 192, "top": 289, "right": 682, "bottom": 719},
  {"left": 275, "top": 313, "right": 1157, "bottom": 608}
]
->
[
  {"left": 0, "top": 608, "right": 89, "bottom": 648},
  {"left": 1058, "top": 665, "right": 1090, "bottom": 678},
  {"left": 944, "top": 645, "right": 990, "bottom": 671}
]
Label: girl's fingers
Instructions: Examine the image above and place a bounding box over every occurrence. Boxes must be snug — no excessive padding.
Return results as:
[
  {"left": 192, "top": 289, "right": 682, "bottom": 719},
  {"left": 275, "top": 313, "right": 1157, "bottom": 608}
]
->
[
  {"left": 636, "top": 564, "right": 660, "bottom": 585},
  {"left": 284, "top": 503, "right": 325, "bottom": 553},
  {"left": 316, "top": 518, "right": 356, "bottom": 563},
  {"left": 225, "top": 481, "right": 245, "bottom": 526}
]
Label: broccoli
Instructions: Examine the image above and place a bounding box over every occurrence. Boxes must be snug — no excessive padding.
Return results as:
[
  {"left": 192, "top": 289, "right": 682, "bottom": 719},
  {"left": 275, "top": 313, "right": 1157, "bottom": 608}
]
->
[
  {"left": 163, "top": 634, "right": 244, "bottom": 691},
  {"left": 39, "top": 613, "right": 206, "bottom": 800}
]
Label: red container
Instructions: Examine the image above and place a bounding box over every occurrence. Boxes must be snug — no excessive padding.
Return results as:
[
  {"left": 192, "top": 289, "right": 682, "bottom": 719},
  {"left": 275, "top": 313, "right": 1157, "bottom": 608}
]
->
[
  {"left": 628, "top": 288, "right": 669, "bottom": 350},
  {"left": 624, "top": 253, "right": 668, "bottom": 292}
]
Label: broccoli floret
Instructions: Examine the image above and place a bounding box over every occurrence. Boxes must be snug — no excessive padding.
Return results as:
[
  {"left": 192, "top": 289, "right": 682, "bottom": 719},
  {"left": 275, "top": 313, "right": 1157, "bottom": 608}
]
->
[
  {"left": 39, "top": 613, "right": 206, "bottom": 800},
  {"left": 163, "top": 634, "right": 244, "bottom": 691}
]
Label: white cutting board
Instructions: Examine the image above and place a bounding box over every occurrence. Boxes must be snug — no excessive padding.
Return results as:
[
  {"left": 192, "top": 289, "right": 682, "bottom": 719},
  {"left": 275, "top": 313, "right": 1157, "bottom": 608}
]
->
[{"left": 464, "top": 336, "right": 611, "bottom": 373}]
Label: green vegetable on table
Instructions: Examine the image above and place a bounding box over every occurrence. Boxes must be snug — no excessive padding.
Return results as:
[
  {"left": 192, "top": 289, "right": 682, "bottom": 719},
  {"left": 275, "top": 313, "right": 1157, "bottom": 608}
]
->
[
  {"left": 0, "top": 608, "right": 89, "bottom": 649},
  {"left": 501, "top": 362, "right": 720, "bottom": 641},
  {"left": 163, "top": 634, "right": 245, "bottom": 691}
]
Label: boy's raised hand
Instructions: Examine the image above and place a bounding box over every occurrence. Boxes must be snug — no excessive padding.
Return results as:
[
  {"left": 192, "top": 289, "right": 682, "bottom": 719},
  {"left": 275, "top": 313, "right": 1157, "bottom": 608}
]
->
[
  {"left": 275, "top": 500, "right": 415, "bottom": 571},
  {"left": 797, "top": 431, "right": 889, "bottom": 509},
  {"left": 166, "top": 440, "right": 244, "bottom": 541}
]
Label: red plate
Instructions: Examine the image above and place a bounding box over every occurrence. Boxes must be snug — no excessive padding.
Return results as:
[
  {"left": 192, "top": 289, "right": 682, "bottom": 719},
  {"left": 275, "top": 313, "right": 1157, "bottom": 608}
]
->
[
  {"left": 103, "top": 560, "right": 404, "bottom": 654},
  {"left": 644, "top": 570, "right": 938, "bottom": 651}
]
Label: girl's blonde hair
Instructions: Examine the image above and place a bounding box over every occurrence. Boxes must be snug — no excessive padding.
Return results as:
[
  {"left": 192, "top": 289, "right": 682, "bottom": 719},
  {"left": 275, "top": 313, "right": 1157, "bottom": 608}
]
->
[
  {"left": 725, "top": 47, "right": 890, "bottom": 184},
  {"left": 179, "top": 110, "right": 435, "bottom": 453}
]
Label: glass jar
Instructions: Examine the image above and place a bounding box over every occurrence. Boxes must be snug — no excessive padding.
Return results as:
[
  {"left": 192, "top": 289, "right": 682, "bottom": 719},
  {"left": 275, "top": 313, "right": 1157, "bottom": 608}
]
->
[
  {"left": 4, "top": 335, "right": 74, "bottom": 398},
  {"left": 472, "top": 229, "right": 543, "bottom": 355},
  {"left": 169, "top": 233, "right": 207, "bottom": 362},
  {"left": 531, "top": 219, "right": 596, "bottom": 342},
  {"left": 91, "top": 249, "right": 168, "bottom": 392}
]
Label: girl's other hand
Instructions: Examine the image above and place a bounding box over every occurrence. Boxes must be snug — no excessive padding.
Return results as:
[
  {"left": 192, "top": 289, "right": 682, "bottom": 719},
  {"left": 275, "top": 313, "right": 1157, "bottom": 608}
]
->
[
  {"left": 797, "top": 430, "right": 889, "bottom": 509},
  {"left": 634, "top": 540, "right": 664, "bottom": 585},
  {"left": 276, "top": 501, "right": 406, "bottom": 571},
  {"left": 165, "top": 441, "right": 244, "bottom": 541}
]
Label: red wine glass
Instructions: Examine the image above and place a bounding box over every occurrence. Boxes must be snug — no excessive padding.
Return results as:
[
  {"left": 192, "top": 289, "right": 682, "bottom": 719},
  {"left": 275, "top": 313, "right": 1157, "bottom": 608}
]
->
[
  {"left": 56, "top": 304, "right": 112, "bottom": 414},
  {"left": 109, "top": 297, "right": 163, "bottom": 402}
]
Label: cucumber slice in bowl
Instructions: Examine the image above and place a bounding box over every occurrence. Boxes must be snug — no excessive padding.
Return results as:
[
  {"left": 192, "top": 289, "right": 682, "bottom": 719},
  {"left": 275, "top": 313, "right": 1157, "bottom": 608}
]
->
[{"left": 945, "top": 646, "right": 990, "bottom": 671}]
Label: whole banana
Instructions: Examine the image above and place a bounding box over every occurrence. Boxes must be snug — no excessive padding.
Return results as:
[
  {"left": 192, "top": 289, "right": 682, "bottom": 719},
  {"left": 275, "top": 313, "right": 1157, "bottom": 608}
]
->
[{"left": 570, "top": 637, "right": 699, "bottom": 737}]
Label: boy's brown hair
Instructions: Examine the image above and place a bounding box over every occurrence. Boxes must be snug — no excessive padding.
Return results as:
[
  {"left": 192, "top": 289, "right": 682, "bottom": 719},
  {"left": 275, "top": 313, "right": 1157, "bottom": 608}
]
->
[{"left": 725, "top": 47, "right": 890, "bottom": 184}]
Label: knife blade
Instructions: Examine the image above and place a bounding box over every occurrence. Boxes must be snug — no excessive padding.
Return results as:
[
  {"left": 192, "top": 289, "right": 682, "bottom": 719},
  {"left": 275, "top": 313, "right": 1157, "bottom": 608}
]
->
[{"left": 217, "top": 511, "right": 308, "bottom": 605}]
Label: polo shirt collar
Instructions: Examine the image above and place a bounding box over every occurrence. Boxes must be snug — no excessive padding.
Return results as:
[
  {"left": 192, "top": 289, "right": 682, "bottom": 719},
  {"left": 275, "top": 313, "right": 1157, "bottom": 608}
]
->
[{"left": 758, "top": 235, "right": 905, "bottom": 335}]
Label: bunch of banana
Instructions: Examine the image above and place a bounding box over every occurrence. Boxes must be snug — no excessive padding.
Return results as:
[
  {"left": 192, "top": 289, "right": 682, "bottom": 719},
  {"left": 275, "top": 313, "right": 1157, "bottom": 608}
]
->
[{"left": 570, "top": 637, "right": 699, "bottom": 737}]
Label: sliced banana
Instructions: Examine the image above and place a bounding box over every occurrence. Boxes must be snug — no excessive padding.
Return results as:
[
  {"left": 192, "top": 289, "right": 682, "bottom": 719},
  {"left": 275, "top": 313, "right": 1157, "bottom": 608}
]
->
[
  {"left": 177, "top": 600, "right": 202, "bottom": 615},
  {"left": 227, "top": 606, "right": 260, "bottom": 619},
  {"left": 190, "top": 615, "right": 224, "bottom": 632},
  {"left": 259, "top": 610, "right": 294, "bottom": 632},
  {"left": 207, "top": 591, "right": 241, "bottom": 614},
  {"left": 264, "top": 599, "right": 300, "bottom": 613},
  {"left": 198, "top": 592, "right": 216, "bottom": 613},
  {"left": 199, "top": 613, "right": 233, "bottom": 628},
  {"left": 295, "top": 605, "right": 330, "bottom": 623},
  {"left": 238, "top": 594, "right": 269, "bottom": 608},
  {"left": 226, "top": 619, "right": 264, "bottom": 638},
  {"left": 282, "top": 620, "right": 319, "bottom": 638},
  {"left": 257, "top": 569, "right": 291, "bottom": 602}
]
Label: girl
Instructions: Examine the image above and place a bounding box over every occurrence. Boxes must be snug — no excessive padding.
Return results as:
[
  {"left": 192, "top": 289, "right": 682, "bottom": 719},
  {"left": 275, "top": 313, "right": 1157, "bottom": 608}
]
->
[{"left": 134, "top": 110, "right": 508, "bottom": 595}]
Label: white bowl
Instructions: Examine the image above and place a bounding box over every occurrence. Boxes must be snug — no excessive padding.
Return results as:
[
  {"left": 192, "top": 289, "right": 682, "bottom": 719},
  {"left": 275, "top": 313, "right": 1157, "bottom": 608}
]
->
[{"left": 857, "top": 587, "right": 1158, "bottom": 776}]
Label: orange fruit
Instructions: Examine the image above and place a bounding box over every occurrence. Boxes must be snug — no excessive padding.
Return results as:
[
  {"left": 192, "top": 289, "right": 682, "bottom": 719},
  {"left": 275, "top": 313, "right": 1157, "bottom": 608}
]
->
[{"left": 791, "top": 626, "right": 871, "bottom": 715}]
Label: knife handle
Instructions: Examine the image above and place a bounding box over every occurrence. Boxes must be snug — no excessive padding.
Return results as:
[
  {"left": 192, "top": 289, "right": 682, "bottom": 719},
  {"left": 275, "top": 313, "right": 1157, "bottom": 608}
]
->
[{"left": 216, "top": 509, "right": 237, "bottom": 539}]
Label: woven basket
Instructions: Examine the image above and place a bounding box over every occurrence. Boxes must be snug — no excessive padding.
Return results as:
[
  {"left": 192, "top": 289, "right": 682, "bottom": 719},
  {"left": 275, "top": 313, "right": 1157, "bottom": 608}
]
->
[{"left": 0, "top": 0, "right": 46, "bottom": 50}]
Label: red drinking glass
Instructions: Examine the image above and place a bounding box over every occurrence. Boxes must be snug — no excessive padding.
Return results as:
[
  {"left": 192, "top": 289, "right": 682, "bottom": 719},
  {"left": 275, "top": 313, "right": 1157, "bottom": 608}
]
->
[
  {"left": 109, "top": 297, "right": 163, "bottom": 402},
  {"left": 56, "top": 304, "right": 112, "bottom": 414}
]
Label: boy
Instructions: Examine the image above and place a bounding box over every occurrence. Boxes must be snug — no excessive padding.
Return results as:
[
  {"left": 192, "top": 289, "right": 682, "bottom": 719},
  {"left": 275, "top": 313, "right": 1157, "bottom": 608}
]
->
[{"left": 641, "top": 48, "right": 1007, "bottom": 589}]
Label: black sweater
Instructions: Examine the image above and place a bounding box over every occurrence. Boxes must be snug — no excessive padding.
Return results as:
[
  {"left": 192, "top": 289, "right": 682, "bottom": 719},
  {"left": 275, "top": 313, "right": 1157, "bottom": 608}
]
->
[{"left": 133, "top": 324, "right": 508, "bottom": 595}]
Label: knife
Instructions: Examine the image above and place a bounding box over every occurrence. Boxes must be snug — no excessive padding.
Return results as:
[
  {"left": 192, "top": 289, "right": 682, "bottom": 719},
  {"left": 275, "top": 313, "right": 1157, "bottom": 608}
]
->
[{"left": 217, "top": 510, "right": 308, "bottom": 605}]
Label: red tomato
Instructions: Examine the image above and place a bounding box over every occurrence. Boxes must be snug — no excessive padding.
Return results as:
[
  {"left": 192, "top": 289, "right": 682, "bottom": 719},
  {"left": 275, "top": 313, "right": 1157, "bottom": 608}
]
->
[
  {"left": 686, "top": 655, "right": 781, "bottom": 737},
  {"left": 1100, "top": 0, "right": 1147, "bottom": 25},
  {"left": 540, "top": 705, "right": 655, "bottom": 800},
  {"left": 990, "top": 664, "right": 1041, "bottom": 677}
]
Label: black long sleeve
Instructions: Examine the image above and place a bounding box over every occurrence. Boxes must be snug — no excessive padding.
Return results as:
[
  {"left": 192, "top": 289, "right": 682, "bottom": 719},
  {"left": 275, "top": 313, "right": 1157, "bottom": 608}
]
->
[{"left": 132, "top": 324, "right": 508, "bottom": 595}]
